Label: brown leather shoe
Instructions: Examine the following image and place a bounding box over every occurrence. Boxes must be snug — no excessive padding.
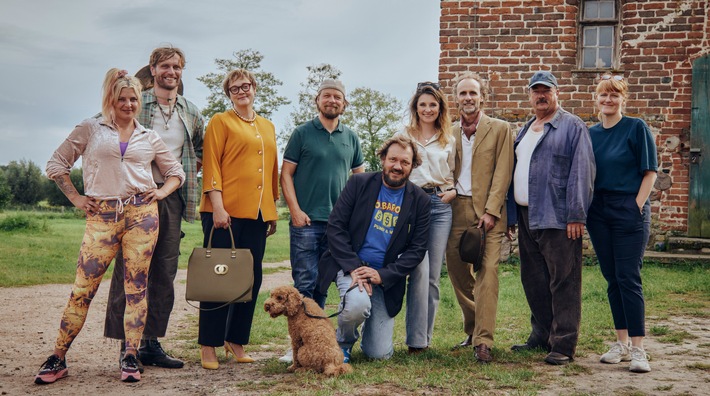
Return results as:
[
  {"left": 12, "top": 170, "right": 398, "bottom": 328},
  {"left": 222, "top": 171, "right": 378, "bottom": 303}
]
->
[
  {"left": 451, "top": 335, "right": 473, "bottom": 351},
  {"left": 408, "top": 346, "right": 429, "bottom": 355},
  {"left": 544, "top": 352, "right": 572, "bottom": 365},
  {"left": 474, "top": 344, "right": 493, "bottom": 363}
]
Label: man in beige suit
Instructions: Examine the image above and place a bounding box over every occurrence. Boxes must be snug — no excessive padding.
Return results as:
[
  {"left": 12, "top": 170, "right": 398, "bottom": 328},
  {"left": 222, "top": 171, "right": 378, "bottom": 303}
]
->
[{"left": 446, "top": 72, "right": 513, "bottom": 363}]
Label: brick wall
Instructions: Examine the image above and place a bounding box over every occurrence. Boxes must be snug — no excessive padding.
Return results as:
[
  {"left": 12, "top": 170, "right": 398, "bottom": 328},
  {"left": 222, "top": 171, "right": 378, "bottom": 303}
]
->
[{"left": 439, "top": 0, "right": 710, "bottom": 232}]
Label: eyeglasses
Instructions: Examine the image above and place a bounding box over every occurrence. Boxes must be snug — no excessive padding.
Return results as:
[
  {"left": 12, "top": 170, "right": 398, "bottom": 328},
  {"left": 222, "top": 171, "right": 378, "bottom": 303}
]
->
[
  {"left": 228, "top": 83, "right": 252, "bottom": 95},
  {"left": 601, "top": 75, "right": 624, "bottom": 81},
  {"left": 417, "top": 81, "right": 441, "bottom": 91}
]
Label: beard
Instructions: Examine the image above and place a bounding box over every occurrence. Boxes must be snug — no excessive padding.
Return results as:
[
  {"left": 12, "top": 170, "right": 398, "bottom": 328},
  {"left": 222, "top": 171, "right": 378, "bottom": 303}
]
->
[
  {"left": 317, "top": 102, "right": 344, "bottom": 120},
  {"left": 382, "top": 169, "right": 408, "bottom": 188}
]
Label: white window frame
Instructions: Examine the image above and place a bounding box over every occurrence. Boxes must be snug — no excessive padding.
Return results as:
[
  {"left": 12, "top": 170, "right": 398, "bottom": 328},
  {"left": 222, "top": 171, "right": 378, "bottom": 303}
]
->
[{"left": 579, "top": 0, "right": 619, "bottom": 70}]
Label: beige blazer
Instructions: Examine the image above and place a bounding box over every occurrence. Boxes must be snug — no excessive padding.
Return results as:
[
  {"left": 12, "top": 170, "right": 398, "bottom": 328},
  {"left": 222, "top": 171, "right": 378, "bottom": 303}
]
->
[{"left": 453, "top": 113, "right": 514, "bottom": 231}]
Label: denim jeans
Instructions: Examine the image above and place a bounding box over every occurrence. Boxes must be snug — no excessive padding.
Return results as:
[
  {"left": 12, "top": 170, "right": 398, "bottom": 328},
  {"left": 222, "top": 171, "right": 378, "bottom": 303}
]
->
[
  {"left": 335, "top": 271, "right": 394, "bottom": 360},
  {"left": 289, "top": 221, "right": 328, "bottom": 307},
  {"left": 405, "top": 192, "right": 452, "bottom": 347}
]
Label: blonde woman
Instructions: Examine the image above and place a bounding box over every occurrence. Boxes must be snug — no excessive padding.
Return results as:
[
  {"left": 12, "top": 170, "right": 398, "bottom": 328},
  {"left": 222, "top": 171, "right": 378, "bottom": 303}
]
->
[
  {"left": 38, "top": 68, "right": 185, "bottom": 384},
  {"left": 399, "top": 82, "right": 455, "bottom": 352},
  {"left": 587, "top": 74, "right": 658, "bottom": 373}
]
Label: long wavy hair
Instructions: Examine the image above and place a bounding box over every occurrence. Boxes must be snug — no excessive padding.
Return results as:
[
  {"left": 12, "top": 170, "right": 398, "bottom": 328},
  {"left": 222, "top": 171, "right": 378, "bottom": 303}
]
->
[{"left": 405, "top": 84, "right": 452, "bottom": 146}]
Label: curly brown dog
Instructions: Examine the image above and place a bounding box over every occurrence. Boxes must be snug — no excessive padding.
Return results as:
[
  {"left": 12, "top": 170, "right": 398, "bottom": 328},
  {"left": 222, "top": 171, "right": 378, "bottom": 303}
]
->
[{"left": 264, "top": 286, "right": 352, "bottom": 376}]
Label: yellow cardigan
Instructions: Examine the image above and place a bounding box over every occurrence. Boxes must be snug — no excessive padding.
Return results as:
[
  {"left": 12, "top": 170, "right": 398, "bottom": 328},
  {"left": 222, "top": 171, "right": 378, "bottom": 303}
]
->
[{"left": 200, "top": 110, "right": 279, "bottom": 221}]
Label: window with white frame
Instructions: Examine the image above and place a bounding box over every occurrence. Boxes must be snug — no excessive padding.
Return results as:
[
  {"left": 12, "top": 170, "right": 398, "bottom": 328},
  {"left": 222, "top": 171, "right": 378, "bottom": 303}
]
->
[{"left": 579, "top": 0, "right": 618, "bottom": 69}]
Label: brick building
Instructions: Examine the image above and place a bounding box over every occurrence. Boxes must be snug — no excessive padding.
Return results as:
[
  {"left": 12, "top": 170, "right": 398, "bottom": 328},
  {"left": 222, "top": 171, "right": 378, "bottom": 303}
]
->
[{"left": 439, "top": 0, "right": 710, "bottom": 237}]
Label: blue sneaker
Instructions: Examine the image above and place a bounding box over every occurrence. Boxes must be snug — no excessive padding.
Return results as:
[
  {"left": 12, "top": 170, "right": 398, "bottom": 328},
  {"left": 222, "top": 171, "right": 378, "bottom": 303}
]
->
[{"left": 341, "top": 347, "right": 352, "bottom": 364}]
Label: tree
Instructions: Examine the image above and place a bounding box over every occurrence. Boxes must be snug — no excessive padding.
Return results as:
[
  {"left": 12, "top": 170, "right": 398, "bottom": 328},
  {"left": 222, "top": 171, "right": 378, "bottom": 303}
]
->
[
  {"left": 340, "top": 87, "right": 404, "bottom": 171},
  {"left": 5, "top": 159, "right": 44, "bottom": 205},
  {"left": 198, "top": 49, "right": 290, "bottom": 120},
  {"left": 45, "top": 168, "right": 84, "bottom": 207},
  {"left": 279, "top": 64, "right": 342, "bottom": 148},
  {"left": 0, "top": 167, "right": 12, "bottom": 209}
]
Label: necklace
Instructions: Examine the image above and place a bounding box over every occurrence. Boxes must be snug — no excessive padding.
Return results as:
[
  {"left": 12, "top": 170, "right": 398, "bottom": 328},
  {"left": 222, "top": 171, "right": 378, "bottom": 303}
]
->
[
  {"left": 232, "top": 107, "right": 256, "bottom": 125},
  {"left": 158, "top": 101, "right": 175, "bottom": 130}
]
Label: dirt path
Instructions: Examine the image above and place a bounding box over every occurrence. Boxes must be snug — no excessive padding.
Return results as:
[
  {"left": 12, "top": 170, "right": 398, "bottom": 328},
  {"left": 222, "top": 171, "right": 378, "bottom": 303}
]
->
[
  {"left": 0, "top": 262, "right": 294, "bottom": 396},
  {"left": 1, "top": 263, "right": 709, "bottom": 395}
]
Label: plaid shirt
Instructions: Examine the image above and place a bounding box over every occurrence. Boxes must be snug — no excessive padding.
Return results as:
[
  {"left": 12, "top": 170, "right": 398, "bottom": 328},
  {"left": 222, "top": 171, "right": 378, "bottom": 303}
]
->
[{"left": 139, "top": 89, "right": 204, "bottom": 222}]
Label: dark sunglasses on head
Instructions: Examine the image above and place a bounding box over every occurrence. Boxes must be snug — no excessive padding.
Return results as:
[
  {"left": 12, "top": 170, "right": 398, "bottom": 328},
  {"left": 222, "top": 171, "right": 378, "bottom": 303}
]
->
[
  {"left": 228, "top": 83, "right": 252, "bottom": 95},
  {"left": 601, "top": 75, "right": 624, "bottom": 81},
  {"left": 417, "top": 81, "right": 441, "bottom": 91}
]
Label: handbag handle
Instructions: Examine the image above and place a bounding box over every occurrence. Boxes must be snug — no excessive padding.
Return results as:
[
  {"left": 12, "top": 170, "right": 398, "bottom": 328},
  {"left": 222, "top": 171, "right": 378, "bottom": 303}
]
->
[
  {"left": 186, "top": 225, "right": 252, "bottom": 311},
  {"left": 205, "top": 225, "right": 236, "bottom": 258}
]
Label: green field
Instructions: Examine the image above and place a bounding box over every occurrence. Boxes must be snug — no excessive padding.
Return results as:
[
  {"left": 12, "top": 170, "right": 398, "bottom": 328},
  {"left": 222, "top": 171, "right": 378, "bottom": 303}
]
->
[
  {"left": 2, "top": 210, "right": 709, "bottom": 394},
  {"left": 0, "top": 210, "right": 289, "bottom": 286}
]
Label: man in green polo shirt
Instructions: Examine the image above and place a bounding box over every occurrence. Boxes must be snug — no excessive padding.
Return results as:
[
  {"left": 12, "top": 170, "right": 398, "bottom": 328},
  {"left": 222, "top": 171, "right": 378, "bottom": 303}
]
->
[{"left": 279, "top": 79, "right": 365, "bottom": 363}]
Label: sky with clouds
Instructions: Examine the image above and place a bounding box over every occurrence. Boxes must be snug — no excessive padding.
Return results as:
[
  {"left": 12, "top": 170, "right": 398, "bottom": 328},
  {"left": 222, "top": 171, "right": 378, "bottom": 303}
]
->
[{"left": 0, "top": 0, "right": 440, "bottom": 169}]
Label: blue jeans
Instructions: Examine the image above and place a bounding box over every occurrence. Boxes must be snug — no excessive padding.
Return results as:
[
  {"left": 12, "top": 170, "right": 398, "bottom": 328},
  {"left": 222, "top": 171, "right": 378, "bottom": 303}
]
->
[
  {"left": 335, "top": 271, "right": 394, "bottom": 360},
  {"left": 405, "top": 193, "right": 452, "bottom": 347},
  {"left": 289, "top": 221, "right": 328, "bottom": 307}
]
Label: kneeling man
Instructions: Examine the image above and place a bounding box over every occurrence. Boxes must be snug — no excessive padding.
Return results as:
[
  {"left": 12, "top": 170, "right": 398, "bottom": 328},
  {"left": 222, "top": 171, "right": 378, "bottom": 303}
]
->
[{"left": 317, "top": 135, "right": 431, "bottom": 362}]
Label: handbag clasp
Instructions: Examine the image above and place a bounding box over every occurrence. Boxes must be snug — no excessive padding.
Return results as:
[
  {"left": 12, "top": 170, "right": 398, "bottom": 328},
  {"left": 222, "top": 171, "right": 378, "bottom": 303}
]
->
[{"left": 214, "top": 264, "right": 229, "bottom": 275}]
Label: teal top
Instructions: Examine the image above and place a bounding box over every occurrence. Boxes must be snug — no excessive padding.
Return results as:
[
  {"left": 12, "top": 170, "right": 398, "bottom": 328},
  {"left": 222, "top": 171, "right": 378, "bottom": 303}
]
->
[
  {"left": 590, "top": 116, "right": 657, "bottom": 194},
  {"left": 283, "top": 117, "right": 364, "bottom": 221}
]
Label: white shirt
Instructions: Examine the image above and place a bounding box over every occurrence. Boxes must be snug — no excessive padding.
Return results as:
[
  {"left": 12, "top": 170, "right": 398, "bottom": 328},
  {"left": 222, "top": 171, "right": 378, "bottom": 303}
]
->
[
  {"left": 513, "top": 128, "right": 544, "bottom": 206},
  {"left": 151, "top": 104, "right": 184, "bottom": 182},
  {"left": 455, "top": 130, "right": 475, "bottom": 196},
  {"left": 397, "top": 130, "right": 455, "bottom": 190}
]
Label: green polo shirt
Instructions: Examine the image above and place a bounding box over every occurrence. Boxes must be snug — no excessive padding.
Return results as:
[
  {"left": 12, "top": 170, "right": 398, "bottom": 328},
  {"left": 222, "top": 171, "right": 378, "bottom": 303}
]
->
[{"left": 283, "top": 117, "right": 364, "bottom": 222}]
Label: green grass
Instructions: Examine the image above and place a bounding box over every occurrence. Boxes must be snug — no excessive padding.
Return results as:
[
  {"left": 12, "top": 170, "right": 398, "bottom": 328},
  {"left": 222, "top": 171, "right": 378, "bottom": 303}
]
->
[
  {"left": 3, "top": 210, "right": 710, "bottom": 394},
  {"left": 0, "top": 210, "right": 291, "bottom": 287},
  {"left": 174, "top": 262, "right": 708, "bottom": 395}
]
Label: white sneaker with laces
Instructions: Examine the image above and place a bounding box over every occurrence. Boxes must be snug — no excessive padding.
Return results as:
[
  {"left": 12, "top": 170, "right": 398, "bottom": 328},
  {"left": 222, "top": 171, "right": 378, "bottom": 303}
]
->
[
  {"left": 278, "top": 348, "right": 293, "bottom": 363},
  {"left": 600, "top": 341, "right": 631, "bottom": 364},
  {"left": 629, "top": 346, "right": 651, "bottom": 373}
]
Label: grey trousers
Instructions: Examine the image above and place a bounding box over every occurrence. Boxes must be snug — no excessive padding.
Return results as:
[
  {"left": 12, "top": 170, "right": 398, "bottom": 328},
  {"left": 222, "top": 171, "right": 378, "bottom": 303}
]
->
[
  {"left": 104, "top": 190, "right": 183, "bottom": 339},
  {"left": 517, "top": 206, "right": 582, "bottom": 358}
]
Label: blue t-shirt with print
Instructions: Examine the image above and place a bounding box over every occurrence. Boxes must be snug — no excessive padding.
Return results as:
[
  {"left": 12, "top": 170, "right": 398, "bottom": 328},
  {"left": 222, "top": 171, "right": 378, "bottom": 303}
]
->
[{"left": 357, "top": 184, "right": 405, "bottom": 269}]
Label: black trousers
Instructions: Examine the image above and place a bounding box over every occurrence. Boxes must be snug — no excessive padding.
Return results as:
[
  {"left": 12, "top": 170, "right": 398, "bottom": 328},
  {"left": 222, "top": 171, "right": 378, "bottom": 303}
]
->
[
  {"left": 104, "top": 190, "right": 183, "bottom": 339},
  {"left": 586, "top": 193, "right": 650, "bottom": 337},
  {"left": 198, "top": 212, "right": 266, "bottom": 347},
  {"left": 517, "top": 206, "right": 582, "bottom": 358}
]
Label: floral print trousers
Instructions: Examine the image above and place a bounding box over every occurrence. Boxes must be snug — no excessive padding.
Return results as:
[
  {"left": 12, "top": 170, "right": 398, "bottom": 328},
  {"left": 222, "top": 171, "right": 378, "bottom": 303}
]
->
[{"left": 54, "top": 197, "right": 159, "bottom": 353}]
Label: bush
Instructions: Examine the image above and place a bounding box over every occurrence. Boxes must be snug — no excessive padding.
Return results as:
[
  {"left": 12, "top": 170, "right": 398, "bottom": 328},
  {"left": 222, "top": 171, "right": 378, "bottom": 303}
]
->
[{"left": 0, "top": 214, "right": 48, "bottom": 232}]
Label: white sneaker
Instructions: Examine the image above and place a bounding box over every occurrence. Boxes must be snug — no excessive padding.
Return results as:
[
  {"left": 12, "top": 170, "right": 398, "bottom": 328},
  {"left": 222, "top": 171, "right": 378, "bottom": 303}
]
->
[
  {"left": 278, "top": 348, "right": 293, "bottom": 363},
  {"left": 600, "top": 341, "right": 631, "bottom": 364},
  {"left": 629, "top": 346, "right": 651, "bottom": 373}
]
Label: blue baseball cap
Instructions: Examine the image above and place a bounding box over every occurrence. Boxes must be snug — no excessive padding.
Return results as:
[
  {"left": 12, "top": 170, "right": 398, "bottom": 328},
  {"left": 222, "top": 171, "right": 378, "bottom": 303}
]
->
[{"left": 528, "top": 71, "right": 558, "bottom": 88}]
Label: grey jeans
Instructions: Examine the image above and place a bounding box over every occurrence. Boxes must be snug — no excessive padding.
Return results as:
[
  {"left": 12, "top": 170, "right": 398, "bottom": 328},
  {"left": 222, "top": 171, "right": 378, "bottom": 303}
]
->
[{"left": 104, "top": 190, "right": 183, "bottom": 339}]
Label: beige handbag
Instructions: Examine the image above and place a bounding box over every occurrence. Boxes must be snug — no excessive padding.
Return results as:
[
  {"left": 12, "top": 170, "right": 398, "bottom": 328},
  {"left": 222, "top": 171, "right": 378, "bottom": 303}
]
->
[{"left": 185, "top": 226, "right": 254, "bottom": 310}]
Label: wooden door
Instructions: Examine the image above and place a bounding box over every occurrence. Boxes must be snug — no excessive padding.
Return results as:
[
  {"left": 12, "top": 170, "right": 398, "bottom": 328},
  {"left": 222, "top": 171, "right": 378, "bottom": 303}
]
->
[{"left": 689, "top": 54, "right": 710, "bottom": 236}]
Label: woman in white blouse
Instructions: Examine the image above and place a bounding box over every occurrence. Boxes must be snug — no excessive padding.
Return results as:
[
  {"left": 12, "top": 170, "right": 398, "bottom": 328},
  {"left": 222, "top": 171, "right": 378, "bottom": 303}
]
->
[{"left": 399, "top": 82, "right": 455, "bottom": 353}]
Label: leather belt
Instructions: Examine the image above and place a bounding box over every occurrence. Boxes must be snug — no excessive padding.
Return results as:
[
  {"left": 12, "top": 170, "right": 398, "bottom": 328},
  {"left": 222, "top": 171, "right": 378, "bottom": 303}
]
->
[{"left": 421, "top": 186, "right": 440, "bottom": 194}]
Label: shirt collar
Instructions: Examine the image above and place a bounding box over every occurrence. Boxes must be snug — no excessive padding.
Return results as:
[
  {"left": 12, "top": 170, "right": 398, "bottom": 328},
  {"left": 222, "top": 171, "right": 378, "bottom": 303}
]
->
[{"left": 313, "top": 116, "right": 343, "bottom": 133}]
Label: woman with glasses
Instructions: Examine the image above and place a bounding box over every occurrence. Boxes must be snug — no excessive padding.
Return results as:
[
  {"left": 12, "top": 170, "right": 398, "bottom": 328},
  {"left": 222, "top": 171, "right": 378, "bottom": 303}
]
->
[
  {"left": 397, "top": 82, "right": 455, "bottom": 353},
  {"left": 38, "top": 68, "right": 185, "bottom": 384},
  {"left": 586, "top": 74, "right": 657, "bottom": 373},
  {"left": 198, "top": 69, "right": 279, "bottom": 369}
]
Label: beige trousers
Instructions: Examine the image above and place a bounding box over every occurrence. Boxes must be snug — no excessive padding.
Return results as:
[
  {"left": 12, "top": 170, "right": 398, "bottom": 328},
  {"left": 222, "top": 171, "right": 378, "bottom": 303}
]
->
[{"left": 445, "top": 195, "right": 503, "bottom": 347}]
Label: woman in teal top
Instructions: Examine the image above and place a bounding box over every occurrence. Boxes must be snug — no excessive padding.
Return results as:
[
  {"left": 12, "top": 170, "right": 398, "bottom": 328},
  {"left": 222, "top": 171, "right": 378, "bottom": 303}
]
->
[{"left": 586, "top": 75, "right": 657, "bottom": 374}]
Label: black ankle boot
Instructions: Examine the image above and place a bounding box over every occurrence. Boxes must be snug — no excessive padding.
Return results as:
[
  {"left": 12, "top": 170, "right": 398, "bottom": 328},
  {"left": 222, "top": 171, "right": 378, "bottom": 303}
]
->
[
  {"left": 138, "top": 339, "right": 184, "bottom": 369},
  {"left": 119, "top": 341, "right": 145, "bottom": 373}
]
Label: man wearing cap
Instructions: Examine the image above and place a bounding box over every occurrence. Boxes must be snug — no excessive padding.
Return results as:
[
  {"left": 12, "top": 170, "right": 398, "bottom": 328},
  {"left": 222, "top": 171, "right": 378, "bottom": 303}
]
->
[
  {"left": 446, "top": 72, "right": 513, "bottom": 363},
  {"left": 279, "top": 79, "right": 364, "bottom": 362},
  {"left": 507, "top": 70, "right": 595, "bottom": 365},
  {"left": 105, "top": 46, "right": 204, "bottom": 369}
]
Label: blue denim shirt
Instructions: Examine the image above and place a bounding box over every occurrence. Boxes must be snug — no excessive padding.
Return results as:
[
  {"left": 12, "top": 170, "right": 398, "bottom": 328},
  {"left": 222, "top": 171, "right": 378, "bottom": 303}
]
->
[{"left": 507, "top": 107, "right": 595, "bottom": 230}]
